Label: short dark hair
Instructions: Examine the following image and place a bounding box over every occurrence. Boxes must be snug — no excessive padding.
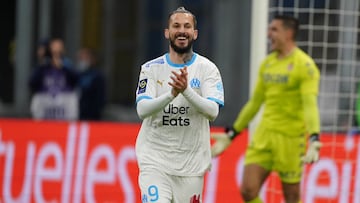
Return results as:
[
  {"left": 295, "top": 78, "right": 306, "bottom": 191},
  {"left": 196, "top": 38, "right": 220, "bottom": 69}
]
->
[
  {"left": 167, "top": 7, "right": 197, "bottom": 28},
  {"left": 274, "top": 15, "right": 299, "bottom": 39}
]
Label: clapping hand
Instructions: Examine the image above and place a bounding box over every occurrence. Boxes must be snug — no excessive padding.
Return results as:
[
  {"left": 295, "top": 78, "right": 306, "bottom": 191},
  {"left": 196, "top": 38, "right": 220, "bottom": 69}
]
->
[{"left": 169, "top": 66, "right": 188, "bottom": 97}]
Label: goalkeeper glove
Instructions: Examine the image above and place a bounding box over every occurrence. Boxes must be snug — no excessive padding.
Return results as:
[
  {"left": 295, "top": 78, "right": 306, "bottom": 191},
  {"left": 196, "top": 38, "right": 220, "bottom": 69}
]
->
[
  {"left": 301, "top": 133, "right": 322, "bottom": 164},
  {"left": 211, "top": 127, "right": 239, "bottom": 157}
]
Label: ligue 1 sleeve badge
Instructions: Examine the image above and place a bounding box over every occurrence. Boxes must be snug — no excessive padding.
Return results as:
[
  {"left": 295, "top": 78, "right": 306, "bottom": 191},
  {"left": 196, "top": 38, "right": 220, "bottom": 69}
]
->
[{"left": 138, "top": 79, "right": 148, "bottom": 94}]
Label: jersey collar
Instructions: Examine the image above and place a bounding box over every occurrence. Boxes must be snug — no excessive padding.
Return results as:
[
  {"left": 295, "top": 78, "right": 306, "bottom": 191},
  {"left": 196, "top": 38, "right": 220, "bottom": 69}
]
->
[{"left": 165, "top": 53, "right": 197, "bottom": 68}]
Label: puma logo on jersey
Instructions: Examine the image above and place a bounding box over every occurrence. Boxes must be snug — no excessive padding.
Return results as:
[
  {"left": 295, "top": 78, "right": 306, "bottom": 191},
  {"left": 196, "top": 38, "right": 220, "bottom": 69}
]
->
[{"left": 157, "top": 79, "right": 164, "bottom": 86}]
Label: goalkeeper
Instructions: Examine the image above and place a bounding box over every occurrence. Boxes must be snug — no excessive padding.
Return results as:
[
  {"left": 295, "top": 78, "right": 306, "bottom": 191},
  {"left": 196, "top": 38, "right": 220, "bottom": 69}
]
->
[{"left": 211, "top": 15, "right": 321, "bottom": 203}]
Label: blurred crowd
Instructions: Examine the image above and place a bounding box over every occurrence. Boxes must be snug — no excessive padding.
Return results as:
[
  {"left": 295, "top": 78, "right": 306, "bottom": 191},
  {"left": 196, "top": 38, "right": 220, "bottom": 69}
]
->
[{"left": 29, "top": 38, "right": 106, "bottom": 121}]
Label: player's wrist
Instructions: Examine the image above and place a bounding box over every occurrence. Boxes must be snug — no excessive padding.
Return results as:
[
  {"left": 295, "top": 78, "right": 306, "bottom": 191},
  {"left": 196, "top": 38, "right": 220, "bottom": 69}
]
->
[
  {"left": 309, "top": 133, "right": 320, "bottom": 142},
  {"left": 225, "top": 126, "right": 240, "bottom": 140}
]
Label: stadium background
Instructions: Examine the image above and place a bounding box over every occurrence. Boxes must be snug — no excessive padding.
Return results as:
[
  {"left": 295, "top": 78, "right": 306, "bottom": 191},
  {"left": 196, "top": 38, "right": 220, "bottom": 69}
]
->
[
  {"left": 2, "top": 0, "right": 359, "bottom": 130},
  {"left": 1, "top": 0, "right": 360, "bottom": 202},
  {"left": 0, "top": 0, "right": 251, "bottom": 124}
]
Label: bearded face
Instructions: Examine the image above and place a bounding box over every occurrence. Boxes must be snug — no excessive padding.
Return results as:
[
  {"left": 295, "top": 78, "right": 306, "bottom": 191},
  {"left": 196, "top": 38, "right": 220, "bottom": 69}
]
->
[
  {"left": 169, "top": 32, "right": 194, "bottom": 54},
  {"left": 165, "top": 12, "right": 198, "bottom": 55}
]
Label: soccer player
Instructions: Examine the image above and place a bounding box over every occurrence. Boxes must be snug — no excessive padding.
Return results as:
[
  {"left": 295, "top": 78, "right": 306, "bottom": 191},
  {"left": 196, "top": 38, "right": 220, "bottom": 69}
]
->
[
  {"left": 135, "top": 7, "right": 224, "bottom": 203},
  {"left": 211, "top": 15, "right": 322, "bottom": 203}
]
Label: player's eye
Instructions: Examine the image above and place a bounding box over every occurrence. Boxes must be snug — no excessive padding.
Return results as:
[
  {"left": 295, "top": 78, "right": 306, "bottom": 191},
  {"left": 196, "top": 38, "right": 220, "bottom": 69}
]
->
[
  {"left": 184, "top": 23, "right": 193, "bottom": 29},
  {"left": 172, "top": 23, "right": 180, "bottom": 28}
]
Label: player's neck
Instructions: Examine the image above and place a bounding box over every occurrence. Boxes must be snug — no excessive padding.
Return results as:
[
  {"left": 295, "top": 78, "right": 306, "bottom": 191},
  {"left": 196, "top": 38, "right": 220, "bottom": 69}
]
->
[
  {"left": 277, "top": 43, "right": 296, "bottom": 59},
  {"left": 168, "top": 50, "right": 194, "bottom": 64}
]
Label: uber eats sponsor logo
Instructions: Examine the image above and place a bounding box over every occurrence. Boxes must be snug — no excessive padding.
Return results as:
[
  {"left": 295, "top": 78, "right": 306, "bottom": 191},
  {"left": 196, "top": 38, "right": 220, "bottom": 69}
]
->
[{"left": 163, "top": 104, "right": 190, "bottom": 126}]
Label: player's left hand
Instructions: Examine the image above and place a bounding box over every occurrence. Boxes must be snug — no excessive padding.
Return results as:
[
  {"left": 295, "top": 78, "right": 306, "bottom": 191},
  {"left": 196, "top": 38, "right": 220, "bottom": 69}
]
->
[
  {"left": 211, "top": 133, "right": 232, "bottom": 157},
  {"left": 169, "top": 66, "right": 188, "bottom": 95},
  {"left": 301, "top": 140, "right": 322, "bottom": 164}
]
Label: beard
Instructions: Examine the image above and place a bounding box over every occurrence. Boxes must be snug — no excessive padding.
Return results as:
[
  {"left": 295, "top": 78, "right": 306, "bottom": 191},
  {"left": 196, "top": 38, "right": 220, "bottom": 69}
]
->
[{"left": 169, "top": 35, "right": 194, "bottom": 54}]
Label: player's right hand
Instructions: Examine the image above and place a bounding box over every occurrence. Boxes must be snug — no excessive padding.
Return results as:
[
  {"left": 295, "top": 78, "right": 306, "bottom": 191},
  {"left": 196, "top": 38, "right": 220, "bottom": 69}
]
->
[
  {"left": 211, "top": 133, "right": 232, "bottom": 157},
  {"left": 301, "top": 140, "right": 322, "bottom": 164}
]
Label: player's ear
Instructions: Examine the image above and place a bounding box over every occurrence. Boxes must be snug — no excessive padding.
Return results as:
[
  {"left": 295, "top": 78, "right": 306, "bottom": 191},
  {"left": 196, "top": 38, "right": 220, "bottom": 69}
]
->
[
  {"left": 193, "top": 29, "right": 198, "bottom": 40},
  {"left": 286, "top": 29, "right": 293, "bottom": 41},
  {"left": 164, "top": 29, "right": 170, "bottom": 39}
]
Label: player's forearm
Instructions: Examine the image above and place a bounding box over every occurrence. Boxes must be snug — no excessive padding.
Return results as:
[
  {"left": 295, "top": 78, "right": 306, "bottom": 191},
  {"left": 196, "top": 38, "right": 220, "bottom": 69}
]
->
[
  {"left": 302, "top": 94, "right": 320, "bottom": 134},
  {"left": 182, "top": 87, "right": 219, "bottom": 121},
  {"left": 136, "top": 91, "right": 175, "bottom": 119},
  {"left": 233, "top": 97, "right": 262, "bottom": 132}
]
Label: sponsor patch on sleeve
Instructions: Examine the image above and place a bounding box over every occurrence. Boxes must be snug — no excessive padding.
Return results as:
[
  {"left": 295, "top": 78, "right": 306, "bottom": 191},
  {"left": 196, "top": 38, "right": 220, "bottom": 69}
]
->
[{"left": 137, "top": 79, "right": 148, "bottom": 94}]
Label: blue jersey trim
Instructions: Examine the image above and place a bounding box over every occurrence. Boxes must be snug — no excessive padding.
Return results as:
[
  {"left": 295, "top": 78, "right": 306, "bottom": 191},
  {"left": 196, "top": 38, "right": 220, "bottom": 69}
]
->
[
  {"left": 136, "top": 95, "right": 152, "bottom": 103},
  {"left": 165, "top": 53, "right": 197, "bottom": 68},
  {"left": 207, "top": 97, "right": 224, "bottom": 108}
]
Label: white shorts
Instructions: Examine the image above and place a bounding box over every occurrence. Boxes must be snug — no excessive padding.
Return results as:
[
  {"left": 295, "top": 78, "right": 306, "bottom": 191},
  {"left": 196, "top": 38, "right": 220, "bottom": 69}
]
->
[{"left": 138, "top": 168, "right": 204, "bottom": 203}]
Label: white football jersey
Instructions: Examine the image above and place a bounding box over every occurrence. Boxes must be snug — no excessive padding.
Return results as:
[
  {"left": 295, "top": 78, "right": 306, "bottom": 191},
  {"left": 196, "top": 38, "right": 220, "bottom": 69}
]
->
[{"left": 135, "top": 53, "right": 224, "bottom": 176}]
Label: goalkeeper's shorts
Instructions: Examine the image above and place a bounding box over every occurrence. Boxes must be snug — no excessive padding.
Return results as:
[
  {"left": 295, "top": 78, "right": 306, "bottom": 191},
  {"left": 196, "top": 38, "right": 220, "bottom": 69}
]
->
[{"left": 244, "top": 125, "right": 306, "bottom": 183}]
